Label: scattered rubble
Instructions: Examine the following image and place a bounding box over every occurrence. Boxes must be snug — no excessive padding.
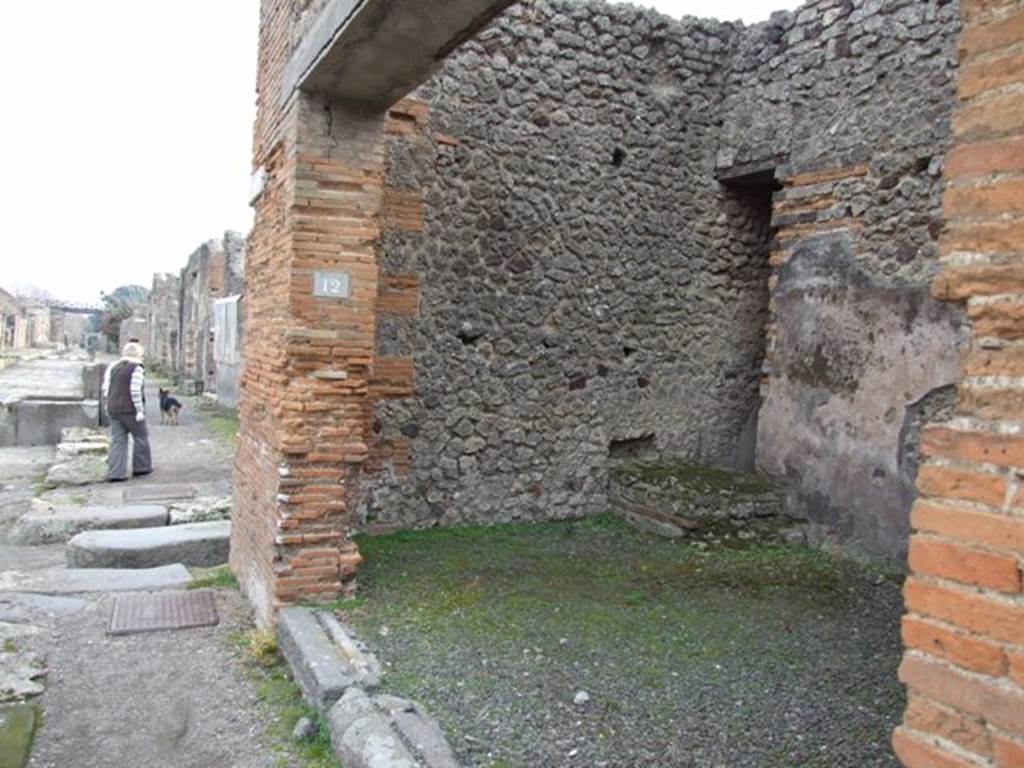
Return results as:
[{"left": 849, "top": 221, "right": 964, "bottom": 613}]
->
[{"left": 168, "top": 496, "right": 231, "bottom": 525}]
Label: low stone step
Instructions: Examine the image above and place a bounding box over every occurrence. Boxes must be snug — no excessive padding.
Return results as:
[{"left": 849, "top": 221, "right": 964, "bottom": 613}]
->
[
  {"left": 609, "top": 460, "right": 789, "bottom": 540},
  {"left": 0, "top": 564, "right": 192, "bottom": 594},
  {"left": 123, "top": 483, "right": 196, "bottom": 503},
  {"left": 10, "top": 505, "right": 168, "bottom": 545},
  {"left": 66, "top": 521, "right": 230, "bottom": 569},
  {"left": 278, "top": 607, "right": 382, "bottom": 711}
]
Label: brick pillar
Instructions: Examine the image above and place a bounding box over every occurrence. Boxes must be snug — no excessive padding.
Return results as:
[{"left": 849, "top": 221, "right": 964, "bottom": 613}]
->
[
  {"left": 231, "top": 87, "right": 388, "bottom": 624},
  {"left": 894, "top": 1, "right": 1024, "bottom": 765}
]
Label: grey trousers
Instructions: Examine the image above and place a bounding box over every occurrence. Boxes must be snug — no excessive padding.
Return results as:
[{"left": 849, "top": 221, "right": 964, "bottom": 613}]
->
[{"left": 107, "top": 413, "right": 152, "bottom": 480}]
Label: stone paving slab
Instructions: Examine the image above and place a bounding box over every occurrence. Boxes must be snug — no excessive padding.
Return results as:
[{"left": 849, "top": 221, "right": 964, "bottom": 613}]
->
[
  {"left": 0, "top": 565, "right": 193, "bottom": 595},
  {"left": 10, "top": 504, "right": 169, "bottom": 545},
  {"left": 123, "top": 483, "right": 197, "bottom": 503},
  {"left": 66, "top": 521, "right": 230, "bottom": 569},
  {"left": 108, "top": 590, "right": 219, "bottom": 636}
]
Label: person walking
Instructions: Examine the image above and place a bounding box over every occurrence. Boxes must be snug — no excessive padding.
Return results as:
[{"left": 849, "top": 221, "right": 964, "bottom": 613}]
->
[{"left": 101, "top": 341, "right": 152, "bottom": 481}]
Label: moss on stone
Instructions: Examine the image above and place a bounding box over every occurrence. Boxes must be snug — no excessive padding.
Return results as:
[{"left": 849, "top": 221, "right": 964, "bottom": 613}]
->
[
  {"left": 0, "top": 704, "right": 38, "bottom": 768},
  {"left": 613, "top": 460, "right": 782, "bottom": 497}
]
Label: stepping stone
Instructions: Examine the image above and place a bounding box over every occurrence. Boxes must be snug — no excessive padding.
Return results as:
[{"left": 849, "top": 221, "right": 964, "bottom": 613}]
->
[
  {"left": 66, "top": 521, "right": 230, "bottom": 569},
  {"left": 123, "top": 484, "right": 196, "bottom": 503},
  {"left": 0, "top": 565, "right": 193, "bottom": 595},
  {"left": 10, "top": 505, "right": 168, "bottom": 545},
  {"left": 278, "top": 607, "right": 382, "bottom": 710}
]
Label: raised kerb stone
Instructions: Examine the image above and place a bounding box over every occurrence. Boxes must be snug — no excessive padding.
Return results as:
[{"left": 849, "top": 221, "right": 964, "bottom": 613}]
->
[{"left": 277, "top": 607, "right": 382, "bottom": 711}]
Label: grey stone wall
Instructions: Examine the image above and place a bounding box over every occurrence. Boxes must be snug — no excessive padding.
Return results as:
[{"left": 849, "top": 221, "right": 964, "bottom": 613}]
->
[
  {"left": 177, "top": 241, "right": 217, "bottom": 392},
  {"left": 147, "top": 273, "right": 180, "bottom": 373},
  {"left": 173, "top": 231, "right": 246, "bottom": 396},
  {"left": 362, "top": 1, "right": 774, "bottom": 529},
  {"left": 716, "top": 0, "right": 967, "bottom": 556},
  {"left": 350, "top": 0, "right": 963, "bottom": 557}
]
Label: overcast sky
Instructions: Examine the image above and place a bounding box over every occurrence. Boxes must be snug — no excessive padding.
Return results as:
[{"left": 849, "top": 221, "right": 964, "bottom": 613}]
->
[{"left": 0, "top": 1, "right": 798, "bottom": 303}]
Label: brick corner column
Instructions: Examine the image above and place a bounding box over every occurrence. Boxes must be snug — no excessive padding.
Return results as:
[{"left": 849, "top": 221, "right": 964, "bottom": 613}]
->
[
  {"left": 231, "top": 47, "right": 389, "bottom": 623},
  {"left": 894, "top": 0, "right": 1024, "bottom": 765}
]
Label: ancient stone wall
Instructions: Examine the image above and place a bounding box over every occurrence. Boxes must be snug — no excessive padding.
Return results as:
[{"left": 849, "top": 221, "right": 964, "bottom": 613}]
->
[
  {"left": 23, "top": 303, "right": 51, "bottom": 348},
  {"left": 361, "top": 1, "right": 781, "bottom": 530},
  {"left": 147, "top": 273, "right": 180, "bottom": 373},
  {"left": 717, "top": 0, "right": 968, "bottom": 556},
  {"left": 0, "top": 289, "right": 22, "bottom": 350},
  {"left": 895, "top": 0, "right": 1024, "bottom": 764},
  {"left": 177, "top": 241, "right": 214, "bottom": 390},
  {"left": 118, "top": 317, "right": 147, "bottom": 348},
  {"left": 173, "top": 232, "right": 246, "bottom": 395}
]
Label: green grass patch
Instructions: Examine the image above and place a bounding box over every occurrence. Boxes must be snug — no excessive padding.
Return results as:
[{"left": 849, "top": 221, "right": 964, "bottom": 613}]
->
[
  {"left": 230, "top": 631, "right": 341, "bottom": 768},
  {"left": 189, "top": 565, "right": 239, "bottom": 591},
  {"left": 337, "top": 513, "right": 904, "bottom": 767},
  {"left": 30, "top": 471, "right": 48, "bottom": 498},
  {"left": 203, "top": 409, "right": 240, "bottom": 448}
]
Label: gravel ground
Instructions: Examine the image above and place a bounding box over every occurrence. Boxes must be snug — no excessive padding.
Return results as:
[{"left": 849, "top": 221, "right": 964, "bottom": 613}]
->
[
  {"left": 0, "top": 371, "right": 311, "bottom": 768},
  {"left": 25, "top": 590, "right": 284, "bottom": 768},
  {"left": 340, "top": 517, "right": 906, "bottom": 768}
]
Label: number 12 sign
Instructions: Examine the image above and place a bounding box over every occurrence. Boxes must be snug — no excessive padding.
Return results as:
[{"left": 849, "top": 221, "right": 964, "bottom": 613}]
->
[{"left": 313, "top": 271, "right": 351, "bottom": 299}]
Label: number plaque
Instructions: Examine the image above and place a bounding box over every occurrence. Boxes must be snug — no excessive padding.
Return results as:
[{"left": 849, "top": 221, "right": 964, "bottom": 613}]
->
[{"left": 312, "top": 271, "right": 350, "bottom": 299}]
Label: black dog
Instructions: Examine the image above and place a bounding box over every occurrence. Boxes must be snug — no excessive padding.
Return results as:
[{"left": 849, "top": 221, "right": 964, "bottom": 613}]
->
[{"left": 158, "top": 388, "right": 183, "bottom": 426}]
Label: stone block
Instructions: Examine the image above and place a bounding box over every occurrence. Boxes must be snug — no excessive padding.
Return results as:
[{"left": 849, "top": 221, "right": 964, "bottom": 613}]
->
[
  {"left": 10, "top": 505, "right": 169, "bottom": 545},
  {"left": 277, "top": 608, "right": 382, "bottom": 711},
  {"left": 168, "top": 497, "right": 231, "bottom": 525},
  {"left": 375, "top": 694, "right": 460, "bottom": 768},
  {"left": 81, "top": 363, "right": 106, "bottom": 401},
  {"left": 328, "top": 688, "right": 418, "bottom": 768},
  {"left": 65, "top": 521, "right": 230, "bottom": 569},
  {"left": 1, "top": 400, "right": 99, "bottom": 447},
  {"left": 42, "top": 455, "right": 107, "bottom": 489}
]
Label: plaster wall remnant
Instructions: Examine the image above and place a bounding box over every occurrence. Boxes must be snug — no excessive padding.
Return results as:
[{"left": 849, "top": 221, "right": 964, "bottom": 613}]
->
[
  {"left": 153, "top": 231, "right": 247, "bottom": 397},
  {"left": 718, "top": 0, "right": 967, "bottom": 557},
  {"left": 213, "top": 295, "right": 244, "bottom": 409}
]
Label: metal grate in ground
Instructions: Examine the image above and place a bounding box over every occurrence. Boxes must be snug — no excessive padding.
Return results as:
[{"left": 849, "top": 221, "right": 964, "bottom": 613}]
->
[{"left": 108, "top": 590, "right": 218, "bottom": 635}]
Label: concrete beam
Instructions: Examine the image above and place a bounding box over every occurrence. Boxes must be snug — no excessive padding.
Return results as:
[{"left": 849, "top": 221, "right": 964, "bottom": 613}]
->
[{"left": 282, "top": 0, "right": 515, "bottom": 109}]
